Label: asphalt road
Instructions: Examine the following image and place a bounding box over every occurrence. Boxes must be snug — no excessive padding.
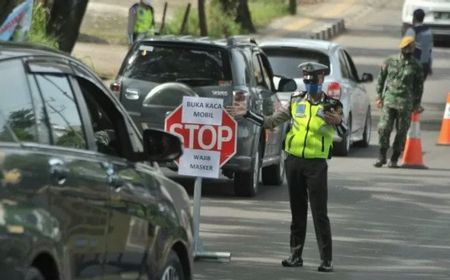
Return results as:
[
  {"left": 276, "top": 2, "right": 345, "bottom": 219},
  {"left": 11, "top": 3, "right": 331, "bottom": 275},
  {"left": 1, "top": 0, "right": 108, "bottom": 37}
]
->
[{"left": 167, "top": 1, "right": 450, "bottom": 280}]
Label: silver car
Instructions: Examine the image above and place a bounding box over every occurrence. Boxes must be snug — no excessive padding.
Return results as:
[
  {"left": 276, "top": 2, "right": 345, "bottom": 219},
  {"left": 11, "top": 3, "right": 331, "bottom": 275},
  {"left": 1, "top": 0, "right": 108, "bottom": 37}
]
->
[{"left": 260, "top": 38, "right": 373, "bottom": 156}]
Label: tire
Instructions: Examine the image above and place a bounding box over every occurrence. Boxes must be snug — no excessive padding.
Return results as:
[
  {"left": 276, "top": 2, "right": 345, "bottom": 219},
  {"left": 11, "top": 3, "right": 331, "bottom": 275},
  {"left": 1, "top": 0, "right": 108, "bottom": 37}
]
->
[
  {"left": 333, "top": 114, "right": 352, "bottom": 156},
  {"left": 234, "top": 145, "right": 261, "bottom": 197},
  {"left": 262, "top": 151, "right": 285, "bottom": 186},
  {"left": 25, "top": 267, "right": 45, "bottom": 280},
  {"left": 354, "top": 108, "right": 371, "bottom": 148},
  {"left": 160, "top": 250, "right": 184, "bottom": 280}
]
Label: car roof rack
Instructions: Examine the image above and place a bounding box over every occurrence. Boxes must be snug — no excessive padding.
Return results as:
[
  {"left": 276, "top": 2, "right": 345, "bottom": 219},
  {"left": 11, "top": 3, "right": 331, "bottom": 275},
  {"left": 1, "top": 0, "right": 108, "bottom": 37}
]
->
[{"left": 226, "top": 36, "right": 258, "bottom": 46}]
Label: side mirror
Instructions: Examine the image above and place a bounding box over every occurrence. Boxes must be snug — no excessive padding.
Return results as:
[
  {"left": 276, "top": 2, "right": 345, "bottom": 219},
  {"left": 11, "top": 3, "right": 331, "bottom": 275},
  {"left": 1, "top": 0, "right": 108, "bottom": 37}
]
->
[
  {"left": 277, "top": 77, "right": 297, "bottom": 92},
  {"left": 143, "top": 129, "right": 183, "bottom": 162},
  {"left": 360, "top": 73, "right": 373, "bottom": 83}
]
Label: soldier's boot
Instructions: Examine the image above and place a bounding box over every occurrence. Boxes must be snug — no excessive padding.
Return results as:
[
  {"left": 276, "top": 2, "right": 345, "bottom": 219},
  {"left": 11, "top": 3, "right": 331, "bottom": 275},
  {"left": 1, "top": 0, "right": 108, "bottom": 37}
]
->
[
  {"left": 281, "top": 246, "right": 303, "bottom": 267},
  {"left": 388, "top": 151, "right": 401, "bottom": 168},
  {"left": 373, "top": 151, "right": 387, "bottom": 168}
]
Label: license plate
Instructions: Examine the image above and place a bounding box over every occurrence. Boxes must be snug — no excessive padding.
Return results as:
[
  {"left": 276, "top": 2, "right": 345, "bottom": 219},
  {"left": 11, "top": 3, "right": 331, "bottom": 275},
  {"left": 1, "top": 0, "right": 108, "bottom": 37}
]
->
[{"left": 434, "top": 12, "right": 450, "bottom": 20}]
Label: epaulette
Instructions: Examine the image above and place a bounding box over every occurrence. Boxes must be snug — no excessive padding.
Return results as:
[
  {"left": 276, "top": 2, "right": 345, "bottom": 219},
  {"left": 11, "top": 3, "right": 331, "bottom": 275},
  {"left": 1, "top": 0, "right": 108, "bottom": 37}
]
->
[{"left": 291, "top": 91, "right": 306, "bottom": 99}]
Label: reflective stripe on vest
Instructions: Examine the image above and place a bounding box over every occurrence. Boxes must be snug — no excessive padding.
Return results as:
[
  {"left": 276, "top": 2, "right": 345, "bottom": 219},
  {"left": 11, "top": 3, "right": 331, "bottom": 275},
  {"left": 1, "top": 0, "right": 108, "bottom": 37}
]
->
[
  {"left": 285, "top": 99, "right": 335, "bottom": 159},
  {"left": 134, "top": 5, "right": 154, "bottom": 34}
]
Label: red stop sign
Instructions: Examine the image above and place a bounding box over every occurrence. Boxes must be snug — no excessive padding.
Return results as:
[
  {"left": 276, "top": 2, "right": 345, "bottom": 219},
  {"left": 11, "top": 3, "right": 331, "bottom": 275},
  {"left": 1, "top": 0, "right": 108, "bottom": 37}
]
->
[{"left": 164, "top": 105, "right": 237, "bottom": 167}]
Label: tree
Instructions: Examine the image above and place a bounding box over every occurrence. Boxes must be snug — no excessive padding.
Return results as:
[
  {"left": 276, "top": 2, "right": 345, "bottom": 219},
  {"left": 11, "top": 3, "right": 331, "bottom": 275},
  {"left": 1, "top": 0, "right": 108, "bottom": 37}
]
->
[
  {"left": 216, "top": 0, "right": 255, "bottom": 33},
  {"left": 198, "top": 0, "right": 207, "bottom": 36},
  {"left": 235, "top": 0, "right": 255, "bottom": 33},
  {"left": 47, "top": 0, "right": 89, "bottom": 53},
  {"left": 289, "top": 0, "right": 297, "bottom": 15}
]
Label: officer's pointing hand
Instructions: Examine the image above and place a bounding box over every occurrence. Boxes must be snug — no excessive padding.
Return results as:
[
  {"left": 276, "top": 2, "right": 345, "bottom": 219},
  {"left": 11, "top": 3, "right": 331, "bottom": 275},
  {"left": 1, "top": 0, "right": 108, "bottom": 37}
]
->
[{"left": 324, "top": 110, "right": 342, "bottom": 125}]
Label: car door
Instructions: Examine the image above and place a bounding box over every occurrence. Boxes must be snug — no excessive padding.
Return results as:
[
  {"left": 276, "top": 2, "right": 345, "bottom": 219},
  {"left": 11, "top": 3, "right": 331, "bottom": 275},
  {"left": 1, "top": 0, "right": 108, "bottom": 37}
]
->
[
  {"left": 26, "top": 59, "right": 111, "bottom": 280},
  {"left": 72, "top": 72, "right": 160, "bottom": 279},
  {"left": 341, "top": 49, "right": 367, "bottom": 134},
  {"left": 0, "top": 59, "right": 60, "bottom": 279}
]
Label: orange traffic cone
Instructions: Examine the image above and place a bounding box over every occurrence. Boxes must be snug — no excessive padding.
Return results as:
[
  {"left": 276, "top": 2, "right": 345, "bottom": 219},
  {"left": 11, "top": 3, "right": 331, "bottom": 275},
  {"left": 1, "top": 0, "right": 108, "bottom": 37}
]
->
[
  {"left": 401, "top": 112, "right": 427, "bottom": 169},
  {"left": 437, "top": 92, "right": 450, "bottom": 145}
]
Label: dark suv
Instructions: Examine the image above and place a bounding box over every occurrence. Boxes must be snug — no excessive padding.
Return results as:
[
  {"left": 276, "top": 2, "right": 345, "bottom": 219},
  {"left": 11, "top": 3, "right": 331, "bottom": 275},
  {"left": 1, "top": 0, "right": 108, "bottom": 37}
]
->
[
  {"left": 0, "top": 42, "right": 193, "bottom": 280},
  {"left": 112, "top": 36, "right": 288, "bottom": 196}
]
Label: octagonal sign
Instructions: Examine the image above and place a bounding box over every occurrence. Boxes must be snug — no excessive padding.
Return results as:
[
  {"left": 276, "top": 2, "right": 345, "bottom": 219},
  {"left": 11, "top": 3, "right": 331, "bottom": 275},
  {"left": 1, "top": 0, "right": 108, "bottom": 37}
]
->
[{"left": 164, "top": 97, "right": 237, "bottom": 178}]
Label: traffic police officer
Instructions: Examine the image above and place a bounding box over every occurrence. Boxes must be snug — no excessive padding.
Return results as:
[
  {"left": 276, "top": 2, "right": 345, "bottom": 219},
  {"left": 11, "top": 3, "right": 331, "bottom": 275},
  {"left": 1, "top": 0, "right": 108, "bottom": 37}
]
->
[
  {"left": 227, "top": 62, "right": 346, "bottom": 272},
  {"left": 128, "top": 0, "right": 155, "bottom": 45},
  {"left": 374, "top": 36, "right": 424, "bottom": 168}
]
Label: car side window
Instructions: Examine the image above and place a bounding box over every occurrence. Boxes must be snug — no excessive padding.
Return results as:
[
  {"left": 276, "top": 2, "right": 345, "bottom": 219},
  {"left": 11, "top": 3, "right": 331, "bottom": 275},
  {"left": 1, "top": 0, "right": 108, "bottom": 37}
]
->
[
  {"left": 252, "top": 53, "right": 265, "bottom": 87},
  {"left": 36, "top": 74, "right": 87, "bottom": 149},
  {"left": 343, "top": 51, "right": 360, "bottom": 82},
  {"left": 0, "top": 60, "right": 39, "bottom": 143},
  {"left": 76, "top": 77, "right": 144, "bottom": 158},
  {"left": 338, "top": 50, "right": 350, "bottom": 79},
  {"left": 259, "top": 54, "right": 274, "bottom": 92}
]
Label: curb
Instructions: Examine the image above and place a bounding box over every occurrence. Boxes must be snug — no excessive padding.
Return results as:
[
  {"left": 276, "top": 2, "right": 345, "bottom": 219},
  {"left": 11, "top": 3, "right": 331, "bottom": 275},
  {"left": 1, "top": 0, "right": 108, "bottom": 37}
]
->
[{"left": 309, "top": 19, "right": 346, "bottom": 40}]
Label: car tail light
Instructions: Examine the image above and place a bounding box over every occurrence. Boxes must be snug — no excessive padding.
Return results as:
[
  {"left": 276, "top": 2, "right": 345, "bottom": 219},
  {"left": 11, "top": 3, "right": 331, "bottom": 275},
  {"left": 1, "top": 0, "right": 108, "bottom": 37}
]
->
[
  {"left": 327, "top": 82, "right": 341, "bottom": 100},
  {"left": 110, "top": 81, "right": 121, "bottom": 97},
  {"left": 232, "top": 90, "right": 249, "bottom": 107}
]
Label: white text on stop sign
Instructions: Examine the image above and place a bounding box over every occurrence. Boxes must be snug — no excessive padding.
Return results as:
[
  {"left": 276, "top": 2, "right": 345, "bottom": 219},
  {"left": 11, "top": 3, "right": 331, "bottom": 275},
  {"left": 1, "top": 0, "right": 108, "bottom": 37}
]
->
[{"left": 168, "top": 123, "right": 233, "bottom": 150}]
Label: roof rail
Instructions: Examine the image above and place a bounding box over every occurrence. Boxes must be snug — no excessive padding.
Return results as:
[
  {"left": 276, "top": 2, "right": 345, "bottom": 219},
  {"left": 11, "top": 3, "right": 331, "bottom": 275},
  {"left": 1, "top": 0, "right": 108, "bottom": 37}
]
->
[
  {"left": 226, "top": 36, "right": 258, "bottom": 46},
  {"left": 198, "top": 36, "right": 212, "bottom": 41},
  {"left": 179, "top": 35, "right": 194, "bottom": 40}
]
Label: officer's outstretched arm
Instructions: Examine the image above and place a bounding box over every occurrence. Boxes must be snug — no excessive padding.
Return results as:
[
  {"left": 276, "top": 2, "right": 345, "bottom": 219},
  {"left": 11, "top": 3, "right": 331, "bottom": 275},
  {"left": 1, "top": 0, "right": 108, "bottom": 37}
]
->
[
  {"left": 226, "top": 103, "right": 291, "bottom": 129},
  {"left": 244, "top": 110, "right": 265, "bottom": 126}
]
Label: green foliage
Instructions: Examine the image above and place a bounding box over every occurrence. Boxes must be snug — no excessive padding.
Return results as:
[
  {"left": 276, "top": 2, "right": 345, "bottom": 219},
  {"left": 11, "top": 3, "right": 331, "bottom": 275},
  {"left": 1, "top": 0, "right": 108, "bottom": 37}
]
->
[
  {"left": 27, "top": 3, "right": 58, "bottom": 49},
  {"left": 161, "top": 0, "right": 289, "bottom": 38},
  {"left": 162, "top": 1, "right": 240, "bottom": 38},
  {"left": 206, "top": 0, "right": 241, "bottom": 37},
  {"left": 249, "top": 0, "right": 290, "bottom": 29},
  {"left": 161, "top": 7, "right": 200, "bottom": 36}
]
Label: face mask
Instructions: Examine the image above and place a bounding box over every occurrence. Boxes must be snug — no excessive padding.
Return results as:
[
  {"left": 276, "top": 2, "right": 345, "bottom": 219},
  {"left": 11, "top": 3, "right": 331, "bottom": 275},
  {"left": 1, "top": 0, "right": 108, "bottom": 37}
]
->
[
  {"left": 305, "top": 83, "right": 322, "bottom": 95},
  {"left": 402, "top": 51, "right": 413, "bottom": 59}
]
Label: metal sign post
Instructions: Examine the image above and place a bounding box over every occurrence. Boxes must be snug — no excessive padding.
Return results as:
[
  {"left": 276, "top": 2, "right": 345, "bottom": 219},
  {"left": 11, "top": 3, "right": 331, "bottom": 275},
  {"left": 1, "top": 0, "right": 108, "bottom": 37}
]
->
[{"left": 192, "top": 177, "right": 231, "bottom": 260}]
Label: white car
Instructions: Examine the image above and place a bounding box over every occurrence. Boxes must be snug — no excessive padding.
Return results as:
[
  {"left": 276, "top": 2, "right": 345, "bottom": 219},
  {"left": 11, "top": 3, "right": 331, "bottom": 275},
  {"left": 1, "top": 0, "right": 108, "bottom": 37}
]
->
[
  {"left": 261, "top": 38, "right": 373, "bottom": 156},
  {"left": 402, "top": 0, "right": 450, "bottom": 42}
]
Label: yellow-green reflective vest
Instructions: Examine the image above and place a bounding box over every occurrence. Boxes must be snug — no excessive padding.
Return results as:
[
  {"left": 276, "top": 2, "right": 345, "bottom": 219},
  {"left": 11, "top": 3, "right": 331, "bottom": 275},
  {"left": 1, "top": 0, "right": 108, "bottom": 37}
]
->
[
  {"left": 134, "top": 5, "right": 154, "bottom": 34},
  {"left": 285, "top": 99, "right": 335, "bottom": 159}
]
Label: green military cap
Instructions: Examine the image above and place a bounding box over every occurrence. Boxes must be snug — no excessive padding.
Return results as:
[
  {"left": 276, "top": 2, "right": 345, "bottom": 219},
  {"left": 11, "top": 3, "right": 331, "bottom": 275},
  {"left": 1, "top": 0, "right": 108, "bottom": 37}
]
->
[{"left": 298, "top": 62, "right": 330, "bottom": 76}]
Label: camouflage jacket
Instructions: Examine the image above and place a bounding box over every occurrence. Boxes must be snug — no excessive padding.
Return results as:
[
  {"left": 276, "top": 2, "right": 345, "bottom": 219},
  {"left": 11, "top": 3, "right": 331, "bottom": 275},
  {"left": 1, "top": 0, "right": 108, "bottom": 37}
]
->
[{"left": 376, "top": 55, "right": 424, "bottom": 111}]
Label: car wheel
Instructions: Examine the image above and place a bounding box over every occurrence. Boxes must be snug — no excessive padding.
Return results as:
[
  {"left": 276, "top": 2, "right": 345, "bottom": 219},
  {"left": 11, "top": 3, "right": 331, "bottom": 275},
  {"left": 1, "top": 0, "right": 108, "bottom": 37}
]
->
[
  {"left": 234, "top": 144, "right": 261, "bottom": 197},
  {"left": 262, "top": 150, "right": 285, "bottom": 186},
  {"left": 354, "top": 107, "right": 371, "bottom": 148},
  {"left": 333, "top": 114, "right": 352, "bottom": 156},
  {"left": 160, "top": 250, "right": 184, "bottom": 280},
  {"left": 25, "top": 267, "right": 44, "bottom": 280}
]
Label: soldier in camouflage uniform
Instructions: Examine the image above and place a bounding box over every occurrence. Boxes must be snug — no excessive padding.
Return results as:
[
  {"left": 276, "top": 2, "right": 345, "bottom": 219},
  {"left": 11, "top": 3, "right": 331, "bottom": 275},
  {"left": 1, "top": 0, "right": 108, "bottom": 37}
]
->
[
  {"left": 227, "top": 62, "right": 347, "bottom": 273},
  {"left": 374, "top": 36, "right": 424, "bottom": 168}
]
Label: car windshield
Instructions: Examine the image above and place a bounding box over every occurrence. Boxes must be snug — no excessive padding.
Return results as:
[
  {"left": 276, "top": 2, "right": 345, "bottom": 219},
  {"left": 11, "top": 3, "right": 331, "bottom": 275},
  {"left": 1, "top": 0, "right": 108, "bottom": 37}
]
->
[
  {"left": 121, "top": 44, "right": 232, "bottom": 86},
  {"left": 263, "top": 47, "right": 330, "bottom": 79}
]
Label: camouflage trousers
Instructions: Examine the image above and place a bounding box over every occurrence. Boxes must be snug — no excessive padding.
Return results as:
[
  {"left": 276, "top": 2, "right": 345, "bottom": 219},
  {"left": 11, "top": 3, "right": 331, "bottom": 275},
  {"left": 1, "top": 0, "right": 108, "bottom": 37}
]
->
[{"left": 378, "top": 106, "right": 411, "bottom": 158}]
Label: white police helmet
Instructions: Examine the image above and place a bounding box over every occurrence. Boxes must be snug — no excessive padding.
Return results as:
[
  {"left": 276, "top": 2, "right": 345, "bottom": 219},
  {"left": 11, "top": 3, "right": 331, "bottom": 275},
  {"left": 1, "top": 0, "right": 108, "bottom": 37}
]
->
[{"left": 142, "top": 0, "right": 152, "bottom": 6}]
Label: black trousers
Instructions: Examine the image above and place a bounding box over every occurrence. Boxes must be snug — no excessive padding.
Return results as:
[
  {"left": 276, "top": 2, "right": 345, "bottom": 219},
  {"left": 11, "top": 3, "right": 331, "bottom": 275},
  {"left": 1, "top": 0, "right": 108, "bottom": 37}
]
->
[{"left": 285, "top": 154, "right": 332, "bottom": 261}]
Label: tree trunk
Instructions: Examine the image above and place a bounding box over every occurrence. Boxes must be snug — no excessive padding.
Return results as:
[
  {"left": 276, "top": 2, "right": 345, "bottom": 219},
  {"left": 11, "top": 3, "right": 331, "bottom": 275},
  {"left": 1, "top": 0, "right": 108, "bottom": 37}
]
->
[
  {"left": 235, "top": 0, "right": 255, "bottom": 33},
  {"left": 289, "top": 0, "right": 297, "bottom": 15},
  {"left": 0, "top": 0, "right": 21, "bottom": 26},
  {"left": 198, "top": 0, "right": 207, "bottom": 36},
  {"left": 47, "top": 0, "right": 89, "bottom": 53}
]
